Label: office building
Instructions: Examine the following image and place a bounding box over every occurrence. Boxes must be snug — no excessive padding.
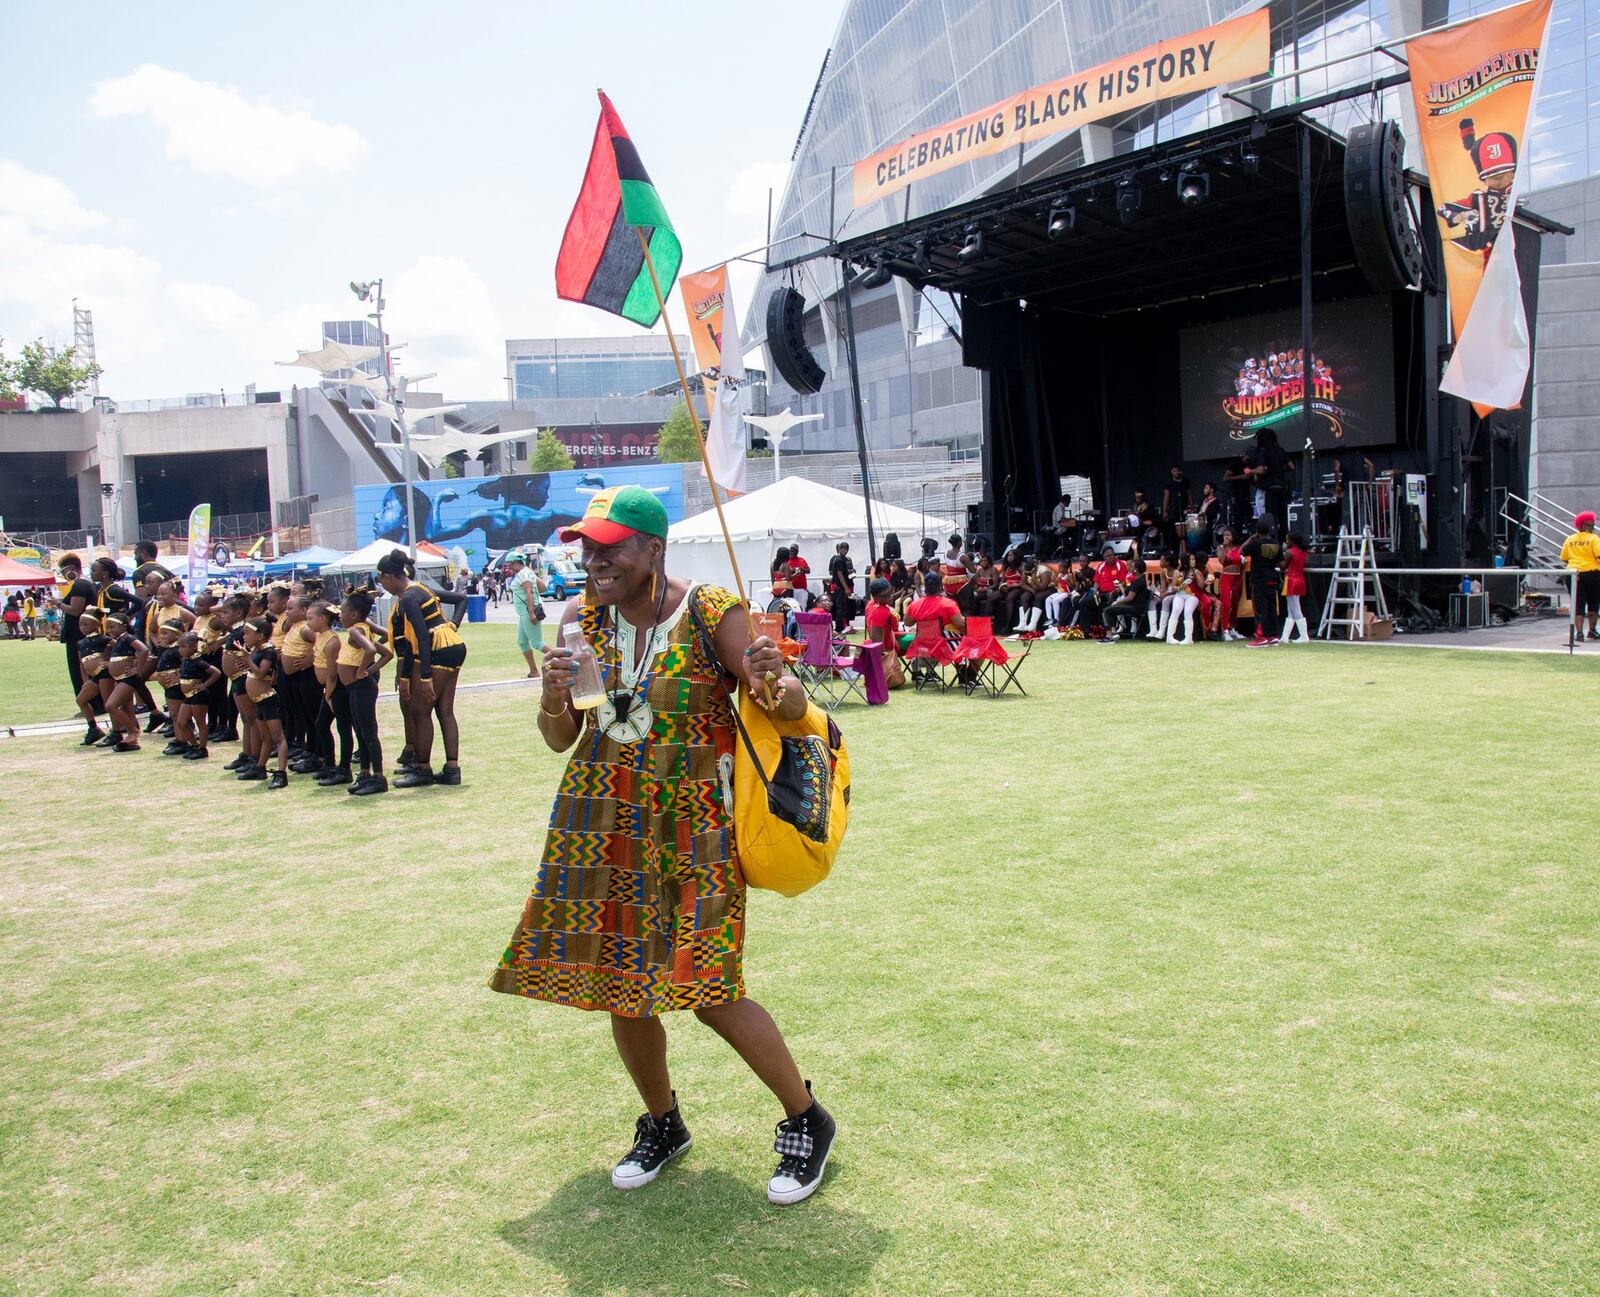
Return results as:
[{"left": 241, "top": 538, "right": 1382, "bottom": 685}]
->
[{"left": 506, "top": 335, "right": 691, "bottom": 400}]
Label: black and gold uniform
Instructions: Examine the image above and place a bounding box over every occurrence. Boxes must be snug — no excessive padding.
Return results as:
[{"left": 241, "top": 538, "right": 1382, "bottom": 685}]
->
[
  {"left": 224, "top": 625, "right": 251, "bottom": 698},
  {"left": 390, "top": 584, "right": 468, "bottom": 674},
  {"left": 107, "top": 632, "right": 143, "bottom": 681},
  {"left": 154, "top": 645, "right": 184, "bottom": 708},
  {"left": 248, "top": 646, "right": 283, "bottom": 721},
  {"left": 180, "top": 655, "right": 213, "bottom": 698},
  {"left": 78, "top": 630, "right": 112, "bottom": 682}
]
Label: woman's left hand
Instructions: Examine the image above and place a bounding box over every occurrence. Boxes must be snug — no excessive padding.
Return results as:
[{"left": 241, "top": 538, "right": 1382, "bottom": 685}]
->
[{"left": 743, "top": 636, "right": 787, "bottom": 703}]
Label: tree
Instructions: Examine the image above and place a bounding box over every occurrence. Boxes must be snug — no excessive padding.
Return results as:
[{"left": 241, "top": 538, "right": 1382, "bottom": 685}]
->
[
  {"left": 15, "top": 340, "right": 102, "bottom": 409},
  {"left": 529, "top": 426, "right": 575, "bottom": 473},
  {"left": 655, "top": 399, "right": 702, "bottom": 464},
  {"left": 0, "top": 340, "right": 17, "bottom": 402}
]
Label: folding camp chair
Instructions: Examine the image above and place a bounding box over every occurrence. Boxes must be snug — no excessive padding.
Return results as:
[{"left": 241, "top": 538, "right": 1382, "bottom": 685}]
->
[
  {"left": 990, "top": 634, "right": 1030, "bottom": 696},
  {"left": 903, "top": 618, "right": 955, "bottom": 691},
  {"left": 950, "top": 616, "right": 1012, "bottom": 697},
  {"left": 794, "top": 613, "right": 867, "bottom": 710}
]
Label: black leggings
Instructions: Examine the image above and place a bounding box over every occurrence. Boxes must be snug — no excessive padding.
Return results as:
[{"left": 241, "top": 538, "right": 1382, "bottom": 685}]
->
[
  {"left": 329, "top": 681, "right": 354, "bottom": 772},
  {"left": 286, "top": 669, "right": 320, "bottom": 752},
  {"left": 346, "top": 675, "right": 381, "bottom": 776},
  {"left": 310, "top": 686, "right": 336, "bottom": 764}
]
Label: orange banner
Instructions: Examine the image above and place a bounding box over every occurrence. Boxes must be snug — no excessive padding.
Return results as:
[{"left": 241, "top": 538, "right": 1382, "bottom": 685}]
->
[
  {"left": 851, "top": 7, "right": 1270, "bottom": 208},
  {"left": 1408, "top": 0, "right": 1549, "bottom": 376},
  {"left": 678, "top": 265, "right": 729, "bottom": 376}
]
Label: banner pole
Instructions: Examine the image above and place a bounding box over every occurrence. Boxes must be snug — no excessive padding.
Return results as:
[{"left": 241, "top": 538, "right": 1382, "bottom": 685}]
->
[{"left": 632, "top": 231, "right": 770, "bottom": 670}]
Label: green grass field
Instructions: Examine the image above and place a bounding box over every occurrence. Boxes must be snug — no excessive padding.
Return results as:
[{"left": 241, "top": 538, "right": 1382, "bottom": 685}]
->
[
  {"left": 2, "top": 643, "right": 1596, "bottom": 1296},
  {"left": 0, "top": 621, "right": 539, "bottom": 728}
]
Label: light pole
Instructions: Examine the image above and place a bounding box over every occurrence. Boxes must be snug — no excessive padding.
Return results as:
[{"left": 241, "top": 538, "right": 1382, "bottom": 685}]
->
[{"left": 351, "top": 277, "right": 417, "bottom": 561}]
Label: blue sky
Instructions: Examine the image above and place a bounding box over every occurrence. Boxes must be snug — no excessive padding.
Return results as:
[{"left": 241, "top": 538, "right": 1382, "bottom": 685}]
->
[{"left": 0, "top": 1, "right": 836, "bottom": 400}]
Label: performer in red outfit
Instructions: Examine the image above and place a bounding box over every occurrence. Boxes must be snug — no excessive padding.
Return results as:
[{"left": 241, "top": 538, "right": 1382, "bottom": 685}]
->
[
  {"left": 1281, "top": 532, "right": 1311, "bottom": 643},
  {"left": 1216, "top": 528, "right": 1244, "bottom": 642}
]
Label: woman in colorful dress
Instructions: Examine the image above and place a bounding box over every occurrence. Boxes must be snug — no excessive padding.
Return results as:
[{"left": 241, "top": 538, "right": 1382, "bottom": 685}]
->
[{"left": 489, "top": 485, "right": 836, "bottom": 1206}]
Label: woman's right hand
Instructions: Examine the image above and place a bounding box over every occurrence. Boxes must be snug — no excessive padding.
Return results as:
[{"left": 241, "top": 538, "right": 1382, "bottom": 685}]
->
[{"left": 540, "top": 644, "right": 575, "bottom": 709}]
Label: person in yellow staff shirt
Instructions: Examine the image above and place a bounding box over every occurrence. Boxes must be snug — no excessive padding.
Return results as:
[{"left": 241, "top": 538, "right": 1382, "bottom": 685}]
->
[{"left": 1559, "top": 510, "right": 1600, "bottom": 644}]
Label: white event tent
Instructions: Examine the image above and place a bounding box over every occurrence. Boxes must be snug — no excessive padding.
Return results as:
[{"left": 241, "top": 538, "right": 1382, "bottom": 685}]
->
[
  {"left": 318, "top": 538, "right": 452, "bottom": 576},
  {"left": 666, "top": 477, "right": 951, "bottom": 596}
]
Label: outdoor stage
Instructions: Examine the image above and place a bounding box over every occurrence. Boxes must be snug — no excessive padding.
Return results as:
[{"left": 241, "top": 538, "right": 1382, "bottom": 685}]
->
[{"left": 827, "top": 110, "right": 1565, "bottom": 572}]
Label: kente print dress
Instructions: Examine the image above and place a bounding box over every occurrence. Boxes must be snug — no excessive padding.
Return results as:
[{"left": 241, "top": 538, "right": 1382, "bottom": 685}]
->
[{"left": 489, "top": 584, "right": 745, "bottom": 1017}]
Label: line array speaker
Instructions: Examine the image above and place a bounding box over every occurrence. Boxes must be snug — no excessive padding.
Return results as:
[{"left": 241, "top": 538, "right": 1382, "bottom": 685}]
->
[
  {"left": 1344, "top": 121, "right": 1424, "bottom": 294},
  {"left": 765, "top": 286, "right": 826, "bottom": 395}
]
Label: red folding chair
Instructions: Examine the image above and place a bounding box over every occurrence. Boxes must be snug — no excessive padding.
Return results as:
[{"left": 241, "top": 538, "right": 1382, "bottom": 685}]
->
[
  {"left": 903, "top": 618, "right": 956, "bottom": 691},
  {"left": 950, "top": 616, "right": 1012, "bottom": 696}
]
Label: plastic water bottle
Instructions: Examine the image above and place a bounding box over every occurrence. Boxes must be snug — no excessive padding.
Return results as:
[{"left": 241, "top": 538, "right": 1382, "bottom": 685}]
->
[{"left": 562, "top": 622, "right": 606, "bottom": 710}]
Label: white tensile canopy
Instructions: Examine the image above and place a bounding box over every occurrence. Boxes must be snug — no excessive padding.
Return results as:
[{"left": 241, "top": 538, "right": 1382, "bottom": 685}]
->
[
  {"left": 318, "top": 538, "right": 452, "bottom": 576},
  {"left": 665, "top": 477, "right": 950, "bottom": 596}
]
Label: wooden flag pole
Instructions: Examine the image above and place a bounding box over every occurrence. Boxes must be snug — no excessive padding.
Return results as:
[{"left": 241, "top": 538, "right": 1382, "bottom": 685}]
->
[
  {"left": 634, "top": 229, "right": 756, "bottom": 619},
  {"left": 634, "top": 229, "right": 776, "bottom": 704}
]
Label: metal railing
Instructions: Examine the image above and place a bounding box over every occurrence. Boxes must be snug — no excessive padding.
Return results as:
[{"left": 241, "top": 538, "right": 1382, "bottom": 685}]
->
[
  {"left": 1499, "top": 490, "right": 1568, "bottom": 568},
  {"left": 106, "top": 391, "right": 286, "bottom": 413},
  {"left": 136, "top": 512, "right": 272, "bottom": 542},
  {"left": 1347, "top": 479, "right": 1397, "bottom": 552}
]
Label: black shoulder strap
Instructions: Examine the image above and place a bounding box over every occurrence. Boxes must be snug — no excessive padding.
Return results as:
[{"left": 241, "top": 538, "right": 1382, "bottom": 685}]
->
[{"left": 685, "top": 587, "right": 771, "bottom": 790}]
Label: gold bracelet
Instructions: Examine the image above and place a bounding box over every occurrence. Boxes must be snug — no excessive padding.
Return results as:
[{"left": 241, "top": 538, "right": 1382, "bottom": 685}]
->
[{"left": 539, "top": 698, "right": 570, "bottom": 719}]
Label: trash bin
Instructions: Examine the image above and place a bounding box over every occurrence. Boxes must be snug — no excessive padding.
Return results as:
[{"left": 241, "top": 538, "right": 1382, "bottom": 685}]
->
[{"left": 466, "top": 594, "right": 488, "bottom": 623}]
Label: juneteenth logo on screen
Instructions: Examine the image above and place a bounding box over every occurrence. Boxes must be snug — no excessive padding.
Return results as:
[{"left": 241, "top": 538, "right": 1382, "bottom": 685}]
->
[{"left": 1221, "top": 352, "right": 1345, "bottom": 441}]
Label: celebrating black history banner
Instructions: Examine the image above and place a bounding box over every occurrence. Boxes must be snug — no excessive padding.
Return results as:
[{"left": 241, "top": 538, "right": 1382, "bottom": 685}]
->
[
  {"left": 852, "top": 7, "right": 1270, "bottom": 207},
  {"left": 1407, "top": 0, "right": 1551, "bottom": 413}
]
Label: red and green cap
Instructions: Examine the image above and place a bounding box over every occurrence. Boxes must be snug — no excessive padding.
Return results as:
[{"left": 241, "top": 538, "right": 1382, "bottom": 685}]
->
[{"left": 559, "top": 485, "right": 669, "bottom": 545}]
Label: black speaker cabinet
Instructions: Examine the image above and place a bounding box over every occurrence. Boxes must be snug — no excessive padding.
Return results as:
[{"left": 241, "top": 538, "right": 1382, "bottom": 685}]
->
[
  {"left": 1345, "top": 121, "right": 1424, "bottom": 294},
  {"left": 765, "top": 286, "right": 826, "bottom": 395}
]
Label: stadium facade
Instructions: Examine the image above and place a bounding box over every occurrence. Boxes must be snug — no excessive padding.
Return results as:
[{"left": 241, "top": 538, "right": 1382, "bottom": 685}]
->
[{"left": 747, "top": 0, "right": 1600, "bottom": 517}]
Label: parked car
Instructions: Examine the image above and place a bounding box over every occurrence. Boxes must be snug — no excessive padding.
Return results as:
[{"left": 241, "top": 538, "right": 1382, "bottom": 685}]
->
[{"left": 542, "top": 555, "right": 587, "bottom": 601}]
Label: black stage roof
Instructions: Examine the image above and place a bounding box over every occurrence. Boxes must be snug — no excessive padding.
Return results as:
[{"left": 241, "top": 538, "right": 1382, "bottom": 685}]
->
[{"left": 833, "top": 117, "right": 1357, "bottom": 318}]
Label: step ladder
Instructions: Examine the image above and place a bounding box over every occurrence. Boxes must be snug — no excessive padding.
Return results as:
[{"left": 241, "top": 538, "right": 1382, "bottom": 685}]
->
[{"left": 1317, "top": 528, "right": 1389, "bottom": 639}]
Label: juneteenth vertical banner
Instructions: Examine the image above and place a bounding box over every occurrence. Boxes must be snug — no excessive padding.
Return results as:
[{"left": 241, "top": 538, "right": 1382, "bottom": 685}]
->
[
  {"left": 852, "top": 6, "right": 1270, "bottom": 207},
  {"left": 1407, "top": 0, "right": 1551, "bottom": 413},
  {"left": 680, "top": 265, "right": 728, "bottom": 375}
]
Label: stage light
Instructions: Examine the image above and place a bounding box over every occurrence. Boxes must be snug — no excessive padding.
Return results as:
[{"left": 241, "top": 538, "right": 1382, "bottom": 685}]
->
[
  {"left": 957, "top": 225, "right": 985, "bottom": 264},
  {"left": 1158, "top": 165, "right": 1172, "bottom": 182},
  {"left": 1239, "top": 144, "right": 1260, "bottom": 174},
  {"left": 1116, "top": 178, "right": 1141, "bottom": 225},
  {"left": 858, "top": 256, "right": 892, "bottom": 289},
  {"left": 1046, "top": 200, "right": 1075, "bottom": 239},
  {"left": 1176, "top": 169, "right": 1210, "bottom": 206},
  {"left": 912, "top": 237, "right": 931, "bottom": 274}
]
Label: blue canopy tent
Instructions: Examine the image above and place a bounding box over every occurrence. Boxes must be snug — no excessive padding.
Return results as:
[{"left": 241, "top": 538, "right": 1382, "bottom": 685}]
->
[{"left": 263, "top": 545, "right": 342, "bottom": 576}]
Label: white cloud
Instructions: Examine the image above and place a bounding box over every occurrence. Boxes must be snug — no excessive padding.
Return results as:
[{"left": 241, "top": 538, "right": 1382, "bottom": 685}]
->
[
  {"left": 0, "top": 159, "right": 111, "bottom": 233},
  {"left": 725, "top": 160, "right": 790, "bottom": 221},
  {"left": 89, "top": 64, "right": 368, "bottom": 186},
  {"left": 384, "top": 256, "right": 508, "bottom": 396}
]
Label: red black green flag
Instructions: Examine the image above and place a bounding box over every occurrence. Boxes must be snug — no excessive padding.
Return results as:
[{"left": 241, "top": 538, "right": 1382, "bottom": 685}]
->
[{"left": 555, "top": 91, "right": 682, "bottom": 328}]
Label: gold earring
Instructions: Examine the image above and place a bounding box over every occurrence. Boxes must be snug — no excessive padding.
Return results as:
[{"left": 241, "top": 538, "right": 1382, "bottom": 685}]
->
[{"left": 649, "top": 571, "right": 658, "bottom": 605}]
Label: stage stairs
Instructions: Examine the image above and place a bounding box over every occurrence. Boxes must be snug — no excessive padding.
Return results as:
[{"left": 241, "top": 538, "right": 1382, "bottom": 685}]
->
[
  {"left": 1499, "top": 490, "right": 1568, "bottom": 569},
  {"left": 1317, "top": 528, "right": 1389, "bottom": 640}
]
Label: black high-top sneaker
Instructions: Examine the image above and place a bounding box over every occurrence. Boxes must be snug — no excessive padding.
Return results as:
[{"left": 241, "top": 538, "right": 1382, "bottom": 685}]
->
[
  {"left": 224, "top": 751, "right": 251, "bottom": 771},
  {"left": 81, "top": 724, "right": 104, "bottom": 747},
  {"left": 394, "top": 766, "right": 435, "bottom": 789},
  {"left": 767, "top": 1082, "right": 835, "bottom": 1205},
  {"left": 267, "top": 769, "right": 288, "bottom": 790},
  {"left": 349, "top": 773, "right": 388, "bottom": 796},
  {"left": 611, "top": 1095, "right": 692, "bottom": 1189}
]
